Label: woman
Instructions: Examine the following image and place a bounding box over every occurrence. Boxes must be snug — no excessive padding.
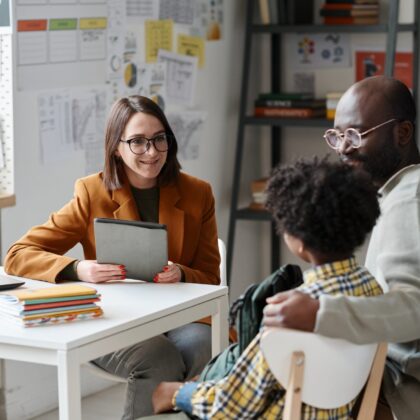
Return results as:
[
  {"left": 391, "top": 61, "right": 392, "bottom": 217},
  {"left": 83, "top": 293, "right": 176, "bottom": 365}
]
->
[{"left": 4, "top": 96, "right": 220, "bottom": 419}]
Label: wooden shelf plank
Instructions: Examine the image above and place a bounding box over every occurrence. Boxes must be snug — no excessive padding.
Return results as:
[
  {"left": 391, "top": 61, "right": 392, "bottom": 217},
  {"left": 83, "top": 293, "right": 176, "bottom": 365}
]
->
[
  {"left": 235, "top": 208, "right": 272, "bottom": 221},
  {"left": 252, "top": 24, "right": 416, "bottom": 34},
  {"left": 0, "top": 194, "right": 16, "bottom": 209}
]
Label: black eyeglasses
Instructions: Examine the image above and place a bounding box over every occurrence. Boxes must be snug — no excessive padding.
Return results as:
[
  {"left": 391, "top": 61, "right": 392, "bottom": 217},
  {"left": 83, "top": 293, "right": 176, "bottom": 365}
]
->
[
  {"left": 120, "top": 133, "right": 172, "bottom": 155},
  {"left": 324, "top": 118, "right": 398, "bottom": 150}
]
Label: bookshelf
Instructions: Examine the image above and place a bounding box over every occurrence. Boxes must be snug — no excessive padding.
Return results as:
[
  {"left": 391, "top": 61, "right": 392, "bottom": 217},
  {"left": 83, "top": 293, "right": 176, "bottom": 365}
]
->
[{"left": 226, "top": 0, "right": 420, "bottom": 284}]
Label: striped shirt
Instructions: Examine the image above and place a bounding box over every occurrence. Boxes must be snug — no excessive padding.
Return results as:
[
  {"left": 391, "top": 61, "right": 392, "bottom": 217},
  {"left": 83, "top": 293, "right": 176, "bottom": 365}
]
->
[{"left": 175, "top": 257, "right": 383, "bottom": 419}]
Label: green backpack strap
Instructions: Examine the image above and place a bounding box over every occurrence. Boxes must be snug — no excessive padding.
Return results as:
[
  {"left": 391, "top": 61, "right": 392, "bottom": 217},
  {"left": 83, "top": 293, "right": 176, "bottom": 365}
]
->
[{"left": 199, "top": 264, "right": 303, "bottom": 381}]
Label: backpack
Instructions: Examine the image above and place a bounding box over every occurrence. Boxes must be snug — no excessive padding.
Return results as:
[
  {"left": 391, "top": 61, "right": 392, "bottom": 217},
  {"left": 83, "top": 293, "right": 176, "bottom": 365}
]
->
[{"left": 199, "top": 264, "right": 303, "bottom": 382}]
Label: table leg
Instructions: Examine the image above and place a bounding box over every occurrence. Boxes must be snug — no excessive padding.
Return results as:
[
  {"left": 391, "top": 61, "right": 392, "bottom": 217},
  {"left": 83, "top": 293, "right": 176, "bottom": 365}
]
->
[
  {"left": 57, "top": 350, "right": 81, "bottom": 420},
  {"left": 211, "top": 294, "right": 229, "bottom": 357},
  {"left": 0, "top": 359, "right": 7, "bottom": 419}
]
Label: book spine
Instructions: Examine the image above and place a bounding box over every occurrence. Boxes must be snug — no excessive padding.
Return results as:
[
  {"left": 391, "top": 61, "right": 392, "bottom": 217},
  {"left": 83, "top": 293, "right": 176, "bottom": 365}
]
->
[
  {"left": 255, "top": 107, "right": 324, "bottom": 118},
  {"left": 323, "top": 4, "right": 377, "bottom": 9},
  {"left": 259, "top": 0, "right": 270, "bottom": 24},
  {"left": 255, "top": 99, "right": 326, "bottom": 108},
  {"left": 324, "top": 16, "right": 379, "bottom": 24},
  {"left": 258, "top": 92, "right": 314, "bottom": 100},
  {"left": 325, "top": 0, "right": 378, "bottom": 4},
  {"left": 320, "top": 10, "right": 379, "bottom": 17}
]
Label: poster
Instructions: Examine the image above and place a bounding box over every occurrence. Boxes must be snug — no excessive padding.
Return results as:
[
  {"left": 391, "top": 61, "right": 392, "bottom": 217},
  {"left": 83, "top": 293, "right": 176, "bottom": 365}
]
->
[
  {"left": 291, "top": 33, "right": 350, "bottom": 69},
  {"left": 355, "top": 50, "right": 413, "bottom": 89}
]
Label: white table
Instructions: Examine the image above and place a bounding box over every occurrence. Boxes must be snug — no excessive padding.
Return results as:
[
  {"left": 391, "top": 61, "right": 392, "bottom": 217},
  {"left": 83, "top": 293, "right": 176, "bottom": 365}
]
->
[{"left": 0, "top": 277, "right": 229, "bottom": 420}]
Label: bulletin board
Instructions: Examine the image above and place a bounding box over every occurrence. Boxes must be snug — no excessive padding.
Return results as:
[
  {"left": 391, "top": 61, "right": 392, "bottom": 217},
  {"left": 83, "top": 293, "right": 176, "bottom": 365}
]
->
[{"left": 0, "top": 28, "right": 15, "bottom": 204}]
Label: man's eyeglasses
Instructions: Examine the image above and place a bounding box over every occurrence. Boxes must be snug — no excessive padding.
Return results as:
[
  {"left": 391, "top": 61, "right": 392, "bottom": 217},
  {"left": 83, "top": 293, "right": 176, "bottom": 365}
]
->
[
  {"left": 323, "top": 118, "right": 398, "bottom": 150},
  {"left": 120, "top": 133, "right": 172, "bottom": 155}
]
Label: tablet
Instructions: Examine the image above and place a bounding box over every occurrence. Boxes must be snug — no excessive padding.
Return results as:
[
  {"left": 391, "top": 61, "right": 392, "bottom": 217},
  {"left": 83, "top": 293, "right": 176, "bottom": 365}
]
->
[
  {"left": 94, "top": 218, "right": 168, "bottom": 282},
  {"left": 0, "top": 275, "right": 25, "bottom": 291}
]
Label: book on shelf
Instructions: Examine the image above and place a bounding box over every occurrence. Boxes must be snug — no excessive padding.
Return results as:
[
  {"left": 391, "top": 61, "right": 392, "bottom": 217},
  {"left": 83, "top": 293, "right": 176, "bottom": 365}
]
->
[
  {"left": 254, "top": 107, "right": 326, "bottom": 118},
  {"left": 325, "top": 0, "right": 378, "bottom": 3},
  {"left": 0, "top": 284, "right": 103, "bottom": 327},
  {"left": 259, "top": 0, "right": 270, "bottom": 24},
  {"left": 322, "top": 3, "right": 379, "bottom": 9},
  {"left": 258, "top": 92, "right": 314, "bottom": 101},
  {"left": 320, "top": 9, "right": 379, "bottom": 18},
  {"left": 324, "top": 16, "right": 379, "bottom": 24},
  {"left": 254, "top": 98, "right": 326, "bottom": 108},
  {"left": 249, "top": 178, "right": 268, "bottom": 211}
]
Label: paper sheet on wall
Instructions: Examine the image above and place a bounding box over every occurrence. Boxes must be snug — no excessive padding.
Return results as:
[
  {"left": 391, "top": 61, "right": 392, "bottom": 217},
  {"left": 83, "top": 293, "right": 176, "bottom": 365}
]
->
[
  {"left": 79, "top": 18, "right": 107, "bottom": 61},
  {"left": 145, "top": 19, "right": 173, "bottom": 63},
  {"left": 291, "top": 33, "right": 350, "bottom": 69},
  {"left": 38, "top": 87, "right": 108, "bottom": 171},
  {"left": 167, "top": 111, "right": 207, "bottom": 161},
  {"left": 38, "top": 90, "right": 76, "bottom": 164},
  {"left": 81, "top": 88, "right": 107, "bottom": 174},
  {"left": 157, "top": 50, "right": 197, "bottom": 106},
  {"left": 191, "top": 0, "right": 223, "bottom": 41},
  {"left": 107, "top": 0, "right": 126, "bottom": 81},
  {"left": 127, "top": 0, "right": 159, "bottom": 21},
  {"left": 177, "top": 34, "right": 205, "bottom": 68},
  {"left": 122, "top": 60, "right": 167, "bottom": 108},
  {"left": 159, "top": 0, "right": 195, "bottom": 25},
  {"left": 0, "top": 123, "right": 5, "bottom": 169}
]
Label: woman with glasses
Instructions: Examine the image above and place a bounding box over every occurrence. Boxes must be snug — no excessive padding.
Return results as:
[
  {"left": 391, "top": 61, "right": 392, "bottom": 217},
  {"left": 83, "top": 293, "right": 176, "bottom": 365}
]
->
[{"left": 4, "top": 95, "right": 220, "bottom": 419}]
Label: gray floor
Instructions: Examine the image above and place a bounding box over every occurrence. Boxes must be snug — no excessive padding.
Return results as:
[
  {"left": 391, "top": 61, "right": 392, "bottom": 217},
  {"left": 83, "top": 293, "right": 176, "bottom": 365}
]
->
[{"left": 31, "top": 384, "right": 126, "bottom": 420}]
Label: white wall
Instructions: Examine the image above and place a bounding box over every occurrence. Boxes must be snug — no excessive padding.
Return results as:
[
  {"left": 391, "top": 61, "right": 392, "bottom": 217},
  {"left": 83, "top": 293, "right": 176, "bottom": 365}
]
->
[{"left": 2, "top": 1, "right": 249, "bottom": 418}]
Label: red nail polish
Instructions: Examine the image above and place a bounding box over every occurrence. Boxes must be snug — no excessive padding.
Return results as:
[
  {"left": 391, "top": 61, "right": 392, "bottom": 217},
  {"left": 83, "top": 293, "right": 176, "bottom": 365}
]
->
[
  {"left": 119, "top": 265, "right": 125, "bottom": 269},
  {"left": 153, "top": 275, "right": 158, "bottom": 283},
  {"left": 163, "top": 266, "right": 169, "bottom": 272}
]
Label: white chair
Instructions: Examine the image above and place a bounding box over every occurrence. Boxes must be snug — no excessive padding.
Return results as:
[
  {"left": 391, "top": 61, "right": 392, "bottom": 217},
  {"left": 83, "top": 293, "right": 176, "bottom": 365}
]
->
[
  {"left": 217, "top": 238, "right": 227, "bottom": 287},
  {"left": 260, "top": 328, "right": 387, "bottom": 420},
  {"left": 85, "top": 238, "right": 228, "bottom": 383}
]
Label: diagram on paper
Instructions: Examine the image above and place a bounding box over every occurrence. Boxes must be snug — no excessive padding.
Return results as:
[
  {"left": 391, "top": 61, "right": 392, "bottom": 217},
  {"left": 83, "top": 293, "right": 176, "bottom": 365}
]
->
[{"left": 167, "top": 111, "right": 206, "bottom": 161}]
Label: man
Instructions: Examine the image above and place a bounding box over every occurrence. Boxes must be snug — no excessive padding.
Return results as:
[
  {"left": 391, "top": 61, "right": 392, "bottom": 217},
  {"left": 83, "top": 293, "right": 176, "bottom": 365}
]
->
[{"left": 263, "top": 75, "right": 420, "bottom": 420}]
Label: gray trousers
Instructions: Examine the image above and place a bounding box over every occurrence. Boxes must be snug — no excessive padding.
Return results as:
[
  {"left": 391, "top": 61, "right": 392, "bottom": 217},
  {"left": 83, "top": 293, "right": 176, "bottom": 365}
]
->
[{"left": 93, "top": 323, "right": 211, "bottom": 420}]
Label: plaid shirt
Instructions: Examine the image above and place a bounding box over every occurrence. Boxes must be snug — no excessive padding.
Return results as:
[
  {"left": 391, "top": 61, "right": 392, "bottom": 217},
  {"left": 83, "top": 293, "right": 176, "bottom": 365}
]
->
[{"left": 175, "top": 257, "right": 383, "bottom": 419}]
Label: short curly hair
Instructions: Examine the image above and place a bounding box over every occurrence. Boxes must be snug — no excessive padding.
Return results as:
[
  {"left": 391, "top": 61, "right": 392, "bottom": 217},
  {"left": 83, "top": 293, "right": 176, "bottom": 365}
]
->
[{"left": 265, "top": 156, "right": 380, "bottom": 255}]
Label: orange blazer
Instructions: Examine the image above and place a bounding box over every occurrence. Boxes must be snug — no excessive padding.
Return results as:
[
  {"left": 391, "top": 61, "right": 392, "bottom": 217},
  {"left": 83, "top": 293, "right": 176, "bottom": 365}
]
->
[{"left": 4, "top": 172, "right": 221, "bottom": 286}]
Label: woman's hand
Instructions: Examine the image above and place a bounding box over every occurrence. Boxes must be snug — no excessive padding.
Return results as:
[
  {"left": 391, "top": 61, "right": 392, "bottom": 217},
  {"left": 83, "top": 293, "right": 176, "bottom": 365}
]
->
[
  {"left": 154, "top": 261, "right": 182, "bottom": 283},
  {"left": 77, "top": 260, "right": 126, "bottom": 283},
  {"left": 152, "top": 381, "right": 183, "bottom": 413}
]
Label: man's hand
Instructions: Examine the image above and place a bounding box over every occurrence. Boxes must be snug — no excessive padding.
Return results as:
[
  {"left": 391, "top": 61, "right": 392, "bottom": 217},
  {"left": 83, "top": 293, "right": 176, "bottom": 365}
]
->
[
  {"left": 263, "top": 290, "right": 320, "bottom": 332},
  {"left": 152, "top": 381, "right": 183, "bottom": 414}
]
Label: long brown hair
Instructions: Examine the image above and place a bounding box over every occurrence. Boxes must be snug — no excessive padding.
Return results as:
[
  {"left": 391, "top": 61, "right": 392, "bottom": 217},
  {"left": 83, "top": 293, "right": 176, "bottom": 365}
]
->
[{"left": 103, "top": 96, "right": 181, "bottom": 190}]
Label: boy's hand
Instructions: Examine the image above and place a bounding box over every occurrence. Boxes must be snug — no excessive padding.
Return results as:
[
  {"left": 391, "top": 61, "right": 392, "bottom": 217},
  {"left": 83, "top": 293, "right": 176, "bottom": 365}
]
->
[{"left": 152, "top": 381, "right": 183, "bottom": 414}]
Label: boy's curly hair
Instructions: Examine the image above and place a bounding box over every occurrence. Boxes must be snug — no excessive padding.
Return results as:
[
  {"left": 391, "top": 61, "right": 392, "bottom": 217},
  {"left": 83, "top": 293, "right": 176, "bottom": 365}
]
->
[{"left": 265, "top": 157, "right": 380, "bottom": 255}]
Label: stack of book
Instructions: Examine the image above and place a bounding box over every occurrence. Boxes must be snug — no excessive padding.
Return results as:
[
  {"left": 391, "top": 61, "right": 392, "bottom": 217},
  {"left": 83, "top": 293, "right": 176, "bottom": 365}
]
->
[
  {"left": 249, "top": 178, "right": 268, "bottom": 210},
  {"left": 254, "top": 93, "right": 326, "bottom": 119},
  {"left": 0, "top": 284, "right": 103, "bottom": 327},
  {"left": 320, "top": 1, "right": 380, "bottom": 25}
]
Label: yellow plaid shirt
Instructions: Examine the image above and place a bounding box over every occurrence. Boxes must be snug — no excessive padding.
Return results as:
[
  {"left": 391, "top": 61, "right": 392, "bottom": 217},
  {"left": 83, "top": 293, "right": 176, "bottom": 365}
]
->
[{"left": 175, "top": 257, "right": 383, "bottom": 419}]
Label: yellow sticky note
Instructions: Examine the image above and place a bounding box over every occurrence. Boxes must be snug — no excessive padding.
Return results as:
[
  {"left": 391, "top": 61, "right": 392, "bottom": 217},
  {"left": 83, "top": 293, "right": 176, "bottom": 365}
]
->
[
  {"left": 145, "top": 19, "right": 173, "bottom": 63},
  {"left": 79, "top": 17, "right": 107, "bottom": 30},
  {"left": 177, "top": 34, "right": 205, "bottom": 68}
]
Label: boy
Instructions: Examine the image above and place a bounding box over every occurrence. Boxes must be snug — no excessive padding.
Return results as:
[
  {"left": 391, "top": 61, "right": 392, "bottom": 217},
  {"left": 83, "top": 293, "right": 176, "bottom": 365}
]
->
[{"left": 150, "top": 157, "right": 383, "bottom": 419}]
